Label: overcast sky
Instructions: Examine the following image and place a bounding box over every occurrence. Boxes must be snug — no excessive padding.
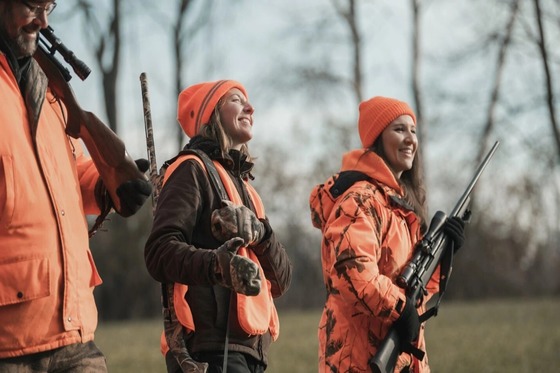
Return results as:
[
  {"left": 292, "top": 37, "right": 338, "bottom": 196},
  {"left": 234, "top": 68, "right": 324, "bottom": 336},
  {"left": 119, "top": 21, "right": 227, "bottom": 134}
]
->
[{"left": 47, "top": 1, "right": 551, "bottom": 215}]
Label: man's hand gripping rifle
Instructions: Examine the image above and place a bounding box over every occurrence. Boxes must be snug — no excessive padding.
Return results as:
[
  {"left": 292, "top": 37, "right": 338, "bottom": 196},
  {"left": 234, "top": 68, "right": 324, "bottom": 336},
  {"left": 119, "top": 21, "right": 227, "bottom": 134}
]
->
[
  {"left": 34, "top": 26, "right": 151, "bottom": 224},
  {"left": 369, "top": 141, "right": 500, "bottom": 373}
]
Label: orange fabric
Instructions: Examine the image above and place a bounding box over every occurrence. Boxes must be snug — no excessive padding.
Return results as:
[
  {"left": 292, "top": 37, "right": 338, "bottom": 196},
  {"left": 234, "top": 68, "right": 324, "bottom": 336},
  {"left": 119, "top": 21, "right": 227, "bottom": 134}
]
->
[
  {"left": 358, "top": 96, "right": 416, "bottom": 148},
  {"left": 160, "top": 332, "right": 168, "bottom": 356},
  {"left": 222, "top": 181, "right": 278, "bottom": 340},
  {"left": 177, "top": 80, "right": 247, "bottom": 138},
  {"left": 310, "top": 149, "right": 438, "bottom": 373},
  {"left": 0, "top": 55, "right": 102, "bottom": 358},
  {"left": 159, "top": 153, "right": 279, "bottom": 356}
]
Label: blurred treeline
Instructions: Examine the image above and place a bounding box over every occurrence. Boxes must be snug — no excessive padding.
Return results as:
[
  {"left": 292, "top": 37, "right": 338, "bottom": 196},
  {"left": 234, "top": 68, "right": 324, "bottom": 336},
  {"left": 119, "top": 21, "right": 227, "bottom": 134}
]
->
[{"left": 51, "top": 0, "right": 560, "bottom": 320}]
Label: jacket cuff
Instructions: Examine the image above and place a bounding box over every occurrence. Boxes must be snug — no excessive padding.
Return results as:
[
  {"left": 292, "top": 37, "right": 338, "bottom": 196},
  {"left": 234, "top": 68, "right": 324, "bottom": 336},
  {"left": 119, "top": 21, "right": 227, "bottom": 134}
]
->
[
  {"left": 250, "top": 218, "right": 273, "bottom": 255},
  {"left": 208, "top": 251, "right": 221, "bottom": 285}
]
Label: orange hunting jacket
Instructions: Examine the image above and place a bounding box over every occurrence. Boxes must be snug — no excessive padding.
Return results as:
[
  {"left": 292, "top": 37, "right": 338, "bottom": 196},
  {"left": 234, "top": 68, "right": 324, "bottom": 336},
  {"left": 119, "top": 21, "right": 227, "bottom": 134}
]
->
[
  {"left": 0, "top": 53, "right": 102, "bottom": 358},
  {"left": 309, "top": 149, "right": 439, "bottom": 373}
]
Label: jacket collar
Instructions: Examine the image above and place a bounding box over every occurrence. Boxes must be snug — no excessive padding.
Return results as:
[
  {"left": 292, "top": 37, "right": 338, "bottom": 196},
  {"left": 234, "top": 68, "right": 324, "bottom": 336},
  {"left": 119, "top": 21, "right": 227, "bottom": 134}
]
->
[
  {"left": 340, "top": 148, "right": 403, "bottom": 195},
  {"left": 185, "top": 136, "right": 255, "bottom": 179},
  {"left": 0, "top": 34, "right": 32, "bottom": 89}
]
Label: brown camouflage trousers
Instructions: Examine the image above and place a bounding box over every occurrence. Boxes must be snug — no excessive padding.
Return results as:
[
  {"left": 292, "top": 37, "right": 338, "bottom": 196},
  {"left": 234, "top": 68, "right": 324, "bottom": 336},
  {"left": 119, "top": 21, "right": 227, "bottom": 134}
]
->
[{"left": 0, "top": 341, "right": 107, "bottom": 372}]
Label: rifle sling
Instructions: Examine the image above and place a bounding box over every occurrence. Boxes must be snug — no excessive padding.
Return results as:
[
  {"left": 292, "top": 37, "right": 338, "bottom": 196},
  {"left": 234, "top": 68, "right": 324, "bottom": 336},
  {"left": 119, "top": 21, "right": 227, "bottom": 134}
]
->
[
  {"left": 329, "top": 170, "right": 372, "bottom": 198},
  {"left": 419, "top": 243, "right": 454, "bottom": 322},
  {"left": 164, "top": 147, "right": 230, "bottom": 201}
]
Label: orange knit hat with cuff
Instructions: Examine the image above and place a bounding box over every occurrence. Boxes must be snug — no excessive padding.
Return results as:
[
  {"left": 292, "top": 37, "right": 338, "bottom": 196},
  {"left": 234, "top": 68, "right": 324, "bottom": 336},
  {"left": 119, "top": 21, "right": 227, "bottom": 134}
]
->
[
  {"left": 177, "top": 80, "right": 247, "bottom": 138},
  {"left": 358, "top": 96, "right": 416, "bottom": 148}
]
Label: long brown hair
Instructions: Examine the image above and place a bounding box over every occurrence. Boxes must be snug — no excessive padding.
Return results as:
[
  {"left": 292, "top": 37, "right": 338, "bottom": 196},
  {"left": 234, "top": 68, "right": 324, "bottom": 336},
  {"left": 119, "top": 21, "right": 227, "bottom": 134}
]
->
[
  {"left": 197, "top": 96, "right": 254, "bottom": 162},
  {"left": 371, "top": 137, "right": 428, "bottom": 229}
]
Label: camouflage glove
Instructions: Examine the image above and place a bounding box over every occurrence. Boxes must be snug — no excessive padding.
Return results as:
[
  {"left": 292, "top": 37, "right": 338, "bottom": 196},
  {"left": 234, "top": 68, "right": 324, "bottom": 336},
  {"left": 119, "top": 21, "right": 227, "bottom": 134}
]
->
[
  {"left": 211, "top": 200, "right": 265, "bottom": 246},
  {"left": 213, "top": 237, "right": 261, "bottom": 296}
]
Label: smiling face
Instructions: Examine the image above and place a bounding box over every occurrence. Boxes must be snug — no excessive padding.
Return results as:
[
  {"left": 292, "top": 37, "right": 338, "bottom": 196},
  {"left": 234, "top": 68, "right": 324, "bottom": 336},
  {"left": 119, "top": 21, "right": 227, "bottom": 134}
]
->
[
  {"left": 380, "top": 114, "right": 417, "bottom": 179},
  {"left": 218, "top": 88, "right": 255, "bottom": 149},
  {"left": 0, "top": 0, "right": 50, "bottom": 58}
]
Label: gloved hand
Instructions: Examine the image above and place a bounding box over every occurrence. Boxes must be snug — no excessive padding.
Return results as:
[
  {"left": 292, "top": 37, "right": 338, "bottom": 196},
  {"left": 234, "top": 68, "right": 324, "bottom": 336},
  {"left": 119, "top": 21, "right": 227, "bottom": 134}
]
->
[
  {"left": 393, "top": 297, "right": 420, "bottom": 349},
  {"left": 115, "top": 158, "right": 153, "bottom": 217},
  {"left": 211, "top": 200, "right": 265, "bottom": 246},
  {"left": 213, "top": 237, "right": 261, "bottom": 296},
  {"left": 443, "top": 216, "right": 465, "bottom": 253}
]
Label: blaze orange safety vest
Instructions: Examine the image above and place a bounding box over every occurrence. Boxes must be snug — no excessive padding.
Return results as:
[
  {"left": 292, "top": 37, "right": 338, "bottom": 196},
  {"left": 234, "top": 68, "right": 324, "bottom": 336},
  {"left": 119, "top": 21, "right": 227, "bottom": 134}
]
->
[{"left": 159, "top": 153, "right": 279, "bottom": 356}]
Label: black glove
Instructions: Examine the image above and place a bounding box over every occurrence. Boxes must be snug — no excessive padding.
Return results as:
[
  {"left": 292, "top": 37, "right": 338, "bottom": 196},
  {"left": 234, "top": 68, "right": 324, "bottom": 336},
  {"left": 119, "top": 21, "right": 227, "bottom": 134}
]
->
[
  {"left": 213, "top": 237, "right": 261, "bottom": 296},
  {"left": 443, "top": 216, "right": 465, "bottom": 253},
  {"left": 393, "top": 297, "right": 420, "bottom": 349},
  {"left": 115, "top": 158, "right": 153, "bottom": 217},
  {"left": 211, "top": 200, "right": 266, "bottom": 246}
]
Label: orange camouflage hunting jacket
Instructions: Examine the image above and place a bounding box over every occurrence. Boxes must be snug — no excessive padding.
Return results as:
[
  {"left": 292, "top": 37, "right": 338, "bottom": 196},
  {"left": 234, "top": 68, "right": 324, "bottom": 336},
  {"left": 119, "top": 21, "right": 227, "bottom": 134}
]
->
[{"left": 309, "top": 149, "right": 439, "bottom": 373}]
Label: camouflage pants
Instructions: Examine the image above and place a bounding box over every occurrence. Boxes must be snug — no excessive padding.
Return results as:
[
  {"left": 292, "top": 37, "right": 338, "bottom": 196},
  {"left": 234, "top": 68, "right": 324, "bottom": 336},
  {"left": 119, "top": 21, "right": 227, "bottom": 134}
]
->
[{"left": 0, "top": 341, "right": 107, "bottom": 372}]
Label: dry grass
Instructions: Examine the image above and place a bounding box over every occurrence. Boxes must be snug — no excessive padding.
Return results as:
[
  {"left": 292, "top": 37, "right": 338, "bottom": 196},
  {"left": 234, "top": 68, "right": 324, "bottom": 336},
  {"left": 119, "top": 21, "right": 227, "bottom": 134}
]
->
[{"left": 96, "top": 297, "right": 560, "bottom": 372}]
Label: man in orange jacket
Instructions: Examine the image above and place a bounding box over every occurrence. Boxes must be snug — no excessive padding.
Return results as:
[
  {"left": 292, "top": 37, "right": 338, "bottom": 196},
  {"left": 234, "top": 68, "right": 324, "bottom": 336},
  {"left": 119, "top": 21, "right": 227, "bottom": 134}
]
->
[{"left": 0, "top": 1, "right": 151, "bottom": 371}]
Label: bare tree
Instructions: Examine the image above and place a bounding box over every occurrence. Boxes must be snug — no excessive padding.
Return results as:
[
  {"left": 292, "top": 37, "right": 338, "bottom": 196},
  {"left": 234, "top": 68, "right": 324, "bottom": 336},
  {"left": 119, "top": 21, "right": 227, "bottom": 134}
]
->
[
  {"left": 76, "top": 0, "right": 121, "bottom": 132},
  {"left": 171, "top": 0, "right": 213, "bottom": 151},
  {"left": 410, "top": 0, "right": 424, "bottom": 140},
  {"left": 476, "top": 0, "right": 520, "bottom": 164},
  {"left": 533, "top": 0, "right": 560, "bottom": 159},
  {"left": 330, "top": 0, "right": 363, "bottom": 104}
]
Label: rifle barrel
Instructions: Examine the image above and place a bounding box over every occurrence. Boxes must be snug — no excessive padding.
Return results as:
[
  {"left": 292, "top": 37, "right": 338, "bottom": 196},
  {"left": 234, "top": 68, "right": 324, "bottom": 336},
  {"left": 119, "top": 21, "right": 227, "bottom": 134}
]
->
[{"left": 450, "top": 141, "right": 500, "bottom": 217}]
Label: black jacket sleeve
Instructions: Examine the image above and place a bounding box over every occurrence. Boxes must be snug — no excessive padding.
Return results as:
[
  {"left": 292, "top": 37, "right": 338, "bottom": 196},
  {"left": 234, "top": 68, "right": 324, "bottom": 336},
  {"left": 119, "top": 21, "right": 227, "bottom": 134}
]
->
[{"left": 144, "top": 160, "right": 219, "bottom": 285}]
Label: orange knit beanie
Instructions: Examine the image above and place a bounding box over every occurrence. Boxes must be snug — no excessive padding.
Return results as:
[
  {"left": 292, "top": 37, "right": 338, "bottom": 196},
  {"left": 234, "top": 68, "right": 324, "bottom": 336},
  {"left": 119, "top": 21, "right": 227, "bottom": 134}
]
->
[
  {"left": 358, "top": 96, "right": 416, "bottom": 148},
  {"left": 177, "top": 80, "right": 247, "bottom": 138}
]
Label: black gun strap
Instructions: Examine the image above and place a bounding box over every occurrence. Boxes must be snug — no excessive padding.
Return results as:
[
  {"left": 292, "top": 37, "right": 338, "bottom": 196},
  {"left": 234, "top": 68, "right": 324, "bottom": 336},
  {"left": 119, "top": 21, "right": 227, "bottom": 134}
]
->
[
  {"left": 177, "top": 148, "right": 229, "bottom": 202},
  {"left": 419, "top": 243, "right": 454, "bottom": 323},
  {"left": 329, "top": 170, "right": 372, "bottom": 198},
  {"left": 402, "top": 342, "right": 426, "bottom": 361}
]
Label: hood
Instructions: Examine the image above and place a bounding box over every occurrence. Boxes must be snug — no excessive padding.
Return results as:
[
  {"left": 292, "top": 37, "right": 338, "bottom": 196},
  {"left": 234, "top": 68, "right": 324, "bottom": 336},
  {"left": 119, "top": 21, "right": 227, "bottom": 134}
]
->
[{"left": 309, "top": 149, "right": 402, "bottom": 231}]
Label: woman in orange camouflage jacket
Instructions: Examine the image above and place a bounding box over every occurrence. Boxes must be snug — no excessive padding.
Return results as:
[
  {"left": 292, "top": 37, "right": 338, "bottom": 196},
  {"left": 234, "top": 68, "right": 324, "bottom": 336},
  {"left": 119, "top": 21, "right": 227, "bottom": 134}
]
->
[{"left": 309, "top": 96, "right": 463, "bottom": 373}]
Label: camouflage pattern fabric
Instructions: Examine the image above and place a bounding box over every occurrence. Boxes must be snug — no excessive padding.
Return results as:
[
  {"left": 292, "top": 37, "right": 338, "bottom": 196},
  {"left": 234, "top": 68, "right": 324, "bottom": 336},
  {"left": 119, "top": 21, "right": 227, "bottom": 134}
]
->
[
  {"left": 215, "top": 237, "right": 261, "bottom": 296},
  {"left": 211, "top": 200, "right": 265, "bottom": 246}
]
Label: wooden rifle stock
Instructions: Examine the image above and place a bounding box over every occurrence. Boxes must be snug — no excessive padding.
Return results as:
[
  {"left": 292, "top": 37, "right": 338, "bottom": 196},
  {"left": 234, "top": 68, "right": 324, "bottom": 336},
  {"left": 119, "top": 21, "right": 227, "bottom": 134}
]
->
[{"left": 34, "top": 44, "right": 146, "bottom": 216}]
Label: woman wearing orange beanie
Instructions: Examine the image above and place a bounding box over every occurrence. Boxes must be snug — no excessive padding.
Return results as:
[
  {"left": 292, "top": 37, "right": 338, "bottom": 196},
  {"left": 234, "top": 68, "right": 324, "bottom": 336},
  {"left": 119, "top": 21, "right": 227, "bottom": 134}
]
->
[
  {"left": 309, "top": 96, "right": 464, "bottom": 372},
  {"left": 145, "top": 80, "right": 292, "bottom": 372}
]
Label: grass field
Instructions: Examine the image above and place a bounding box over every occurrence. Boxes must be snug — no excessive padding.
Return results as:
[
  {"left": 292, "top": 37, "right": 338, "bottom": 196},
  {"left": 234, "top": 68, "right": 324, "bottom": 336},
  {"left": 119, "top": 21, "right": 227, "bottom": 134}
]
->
[{"left": 96, "top": 297, "right": 560, "bottom": 372}]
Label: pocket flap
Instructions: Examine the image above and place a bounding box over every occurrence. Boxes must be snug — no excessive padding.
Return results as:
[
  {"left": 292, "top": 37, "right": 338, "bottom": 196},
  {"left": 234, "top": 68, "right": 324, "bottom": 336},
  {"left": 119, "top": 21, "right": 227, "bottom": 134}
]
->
[{"left": 0, "top": 257, "right": 50, "bottom": 306}]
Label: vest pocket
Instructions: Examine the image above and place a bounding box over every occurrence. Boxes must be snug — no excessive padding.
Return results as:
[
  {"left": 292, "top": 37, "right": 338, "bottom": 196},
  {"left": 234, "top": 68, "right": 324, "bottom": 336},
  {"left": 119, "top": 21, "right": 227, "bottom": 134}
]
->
[
  {"left": 0, "top": 155, "right": 15, "bottom": 228},
  {"left": 0, "top": 256, "right": 50, "bottom": 306}
]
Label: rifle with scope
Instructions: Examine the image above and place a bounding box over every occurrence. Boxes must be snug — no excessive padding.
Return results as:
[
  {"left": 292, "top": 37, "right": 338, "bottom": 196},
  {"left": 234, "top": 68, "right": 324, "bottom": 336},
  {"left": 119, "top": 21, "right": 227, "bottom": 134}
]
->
[
  {"left": 34, "top": 26, "right": 147, "bottom": 219},
  {"left": 369, "top": 141, "right": 500, "bottom": 373}
]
